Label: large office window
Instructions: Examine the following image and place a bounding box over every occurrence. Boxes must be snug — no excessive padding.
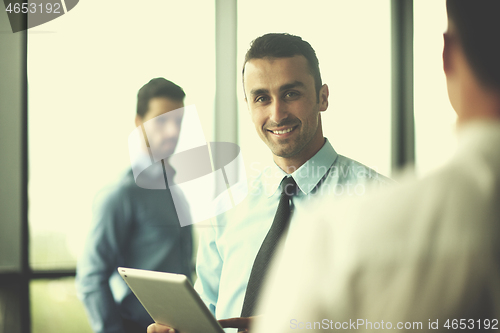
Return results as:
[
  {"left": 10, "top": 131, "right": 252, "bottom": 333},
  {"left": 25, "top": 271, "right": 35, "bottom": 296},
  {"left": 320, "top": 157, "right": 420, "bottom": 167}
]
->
[
  {"left": 27, "top": 1, "right": 215, "bottom": 331},
  {"left": 414, "top": 0, "right": 457, "bottom": 176},
  {"left": 237, "top": 0, "right": 392, "bottom": 178}
]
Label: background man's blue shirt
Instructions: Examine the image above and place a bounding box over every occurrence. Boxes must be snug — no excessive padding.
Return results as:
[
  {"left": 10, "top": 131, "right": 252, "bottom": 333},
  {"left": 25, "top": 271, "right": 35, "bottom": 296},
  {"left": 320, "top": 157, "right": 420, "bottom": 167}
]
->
[{"left": 76, "top": 169, "right": 193, "bottom": 333}]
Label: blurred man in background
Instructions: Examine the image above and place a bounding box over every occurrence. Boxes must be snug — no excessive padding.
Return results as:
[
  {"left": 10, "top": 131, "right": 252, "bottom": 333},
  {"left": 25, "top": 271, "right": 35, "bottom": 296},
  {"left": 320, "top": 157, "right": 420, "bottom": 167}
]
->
[
  {"left": 253, "top": 1, "right": 500, "bottom": 331},
  {"left": 76, "top": 78, "right": 193, "bottom": 333}
]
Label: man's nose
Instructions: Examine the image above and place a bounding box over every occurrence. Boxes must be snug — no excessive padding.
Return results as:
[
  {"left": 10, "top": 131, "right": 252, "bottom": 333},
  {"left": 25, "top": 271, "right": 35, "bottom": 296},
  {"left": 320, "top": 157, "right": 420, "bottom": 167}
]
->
[{"left": 269, "top": 99, "right": 288, "bottom": 124}]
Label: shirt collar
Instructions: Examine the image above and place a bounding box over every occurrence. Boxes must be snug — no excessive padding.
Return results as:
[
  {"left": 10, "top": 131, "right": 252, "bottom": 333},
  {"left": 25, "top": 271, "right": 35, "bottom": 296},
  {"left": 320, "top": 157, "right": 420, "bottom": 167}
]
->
[
  {"left": 457, "top": 119, "right": 500, "bottom": 145},
  {"left": 262, "top": 138, "right": 338, "bottom": 197},
  {"left": 457, "top": 119, "right": 500, "bottom": 161}
]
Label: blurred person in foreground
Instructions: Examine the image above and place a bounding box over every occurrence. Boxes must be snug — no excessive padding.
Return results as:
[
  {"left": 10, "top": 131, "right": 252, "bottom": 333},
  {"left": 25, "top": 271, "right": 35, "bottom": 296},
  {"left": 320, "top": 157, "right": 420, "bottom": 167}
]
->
[
  {"left": 252, "top": 1, "right": 500, "bottom": 332},
  {"left": 147, "top": 33, "right": 392, "bottom": 333},
  {"left": 76, "top": 78, "right": 193, "bottom": 333}
]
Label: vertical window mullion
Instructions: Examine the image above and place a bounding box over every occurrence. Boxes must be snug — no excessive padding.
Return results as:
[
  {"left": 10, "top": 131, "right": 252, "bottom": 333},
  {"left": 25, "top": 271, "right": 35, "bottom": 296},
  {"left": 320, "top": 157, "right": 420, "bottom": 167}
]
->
[{"left": 391, "top": 0, "right": 415, "bottom": 173}]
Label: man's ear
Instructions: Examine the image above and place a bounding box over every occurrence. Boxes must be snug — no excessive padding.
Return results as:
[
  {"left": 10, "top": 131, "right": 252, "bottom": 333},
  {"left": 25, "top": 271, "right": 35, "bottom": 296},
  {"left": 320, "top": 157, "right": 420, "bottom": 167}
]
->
[
  {"left": 135, "top": 115, "right": 143, "bottom": 128},
  {"left": 319, "top": 84, "right": 329, "bottom": 112},
  {"left": 443, "top": 32, "right": 453, "bottom": 76}
]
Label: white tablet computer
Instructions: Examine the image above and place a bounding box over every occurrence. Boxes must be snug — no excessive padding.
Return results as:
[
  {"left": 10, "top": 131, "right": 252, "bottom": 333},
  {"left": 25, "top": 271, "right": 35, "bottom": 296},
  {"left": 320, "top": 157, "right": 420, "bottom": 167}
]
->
[{"left": 118, "top": 267, "right": 224, "bottom": 333}]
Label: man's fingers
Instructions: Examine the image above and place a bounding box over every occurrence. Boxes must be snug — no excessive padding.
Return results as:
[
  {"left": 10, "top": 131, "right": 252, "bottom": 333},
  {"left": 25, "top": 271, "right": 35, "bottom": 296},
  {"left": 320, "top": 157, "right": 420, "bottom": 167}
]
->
[
  {"left": 147, "top": 323, "right": 176, "bottom": 333},
  {"left": 219, "top": 317, "right": 251, "bottom": 329}
]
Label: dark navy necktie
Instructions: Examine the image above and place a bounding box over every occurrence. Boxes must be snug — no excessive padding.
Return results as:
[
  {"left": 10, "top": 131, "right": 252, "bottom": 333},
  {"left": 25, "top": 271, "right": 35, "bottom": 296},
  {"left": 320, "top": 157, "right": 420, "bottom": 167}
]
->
[{"left": 240, "top": 176, "right": 298, "bottom": 318}]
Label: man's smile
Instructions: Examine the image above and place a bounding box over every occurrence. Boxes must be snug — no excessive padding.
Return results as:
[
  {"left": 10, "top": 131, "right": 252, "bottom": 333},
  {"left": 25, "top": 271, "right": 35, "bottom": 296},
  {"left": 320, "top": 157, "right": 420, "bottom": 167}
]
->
[{"left": 266, "top": 125, "right": 299, "bottom": 136}]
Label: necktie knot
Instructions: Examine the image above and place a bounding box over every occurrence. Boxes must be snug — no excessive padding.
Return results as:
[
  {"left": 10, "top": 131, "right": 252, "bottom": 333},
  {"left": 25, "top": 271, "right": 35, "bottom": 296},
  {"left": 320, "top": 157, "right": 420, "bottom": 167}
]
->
[{"left": 281, "top": 176, "right": 297, "bottom": 198}]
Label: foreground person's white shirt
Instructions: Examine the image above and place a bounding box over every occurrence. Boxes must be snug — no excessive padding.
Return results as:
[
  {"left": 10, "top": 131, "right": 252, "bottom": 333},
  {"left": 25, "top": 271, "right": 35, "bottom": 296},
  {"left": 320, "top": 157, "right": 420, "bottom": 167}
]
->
[{"left": 253, "top": 120, "right": 500, "bottom": 333}]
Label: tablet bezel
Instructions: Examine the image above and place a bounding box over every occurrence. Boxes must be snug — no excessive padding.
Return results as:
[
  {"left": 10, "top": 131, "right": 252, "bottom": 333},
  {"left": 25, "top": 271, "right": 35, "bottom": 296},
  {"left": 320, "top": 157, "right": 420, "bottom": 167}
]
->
[{"left": 118, "top": 267, "right": 224, "bottom": 333}]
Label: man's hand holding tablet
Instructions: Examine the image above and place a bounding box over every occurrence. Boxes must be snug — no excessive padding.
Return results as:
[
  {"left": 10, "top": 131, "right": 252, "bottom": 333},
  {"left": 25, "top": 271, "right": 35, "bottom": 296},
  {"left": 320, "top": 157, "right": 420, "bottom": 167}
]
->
[{"left": 118, "top": 267, "right": 231, "bottom": 333}]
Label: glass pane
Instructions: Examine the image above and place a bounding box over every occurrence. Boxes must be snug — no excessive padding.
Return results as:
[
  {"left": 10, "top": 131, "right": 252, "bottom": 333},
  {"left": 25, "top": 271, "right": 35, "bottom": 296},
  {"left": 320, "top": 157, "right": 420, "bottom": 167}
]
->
[
  {"left": 31, "top": 278, "right": 92, "bottom": 333},
  {"left": 28, "top": 1, "right": 215, "bottom": 270},
  {"left": 237, "top": 0, "right": 392, "bottom": 177},
  {"left": 414, "top": 0, "right": 458, "bottom": 176}
]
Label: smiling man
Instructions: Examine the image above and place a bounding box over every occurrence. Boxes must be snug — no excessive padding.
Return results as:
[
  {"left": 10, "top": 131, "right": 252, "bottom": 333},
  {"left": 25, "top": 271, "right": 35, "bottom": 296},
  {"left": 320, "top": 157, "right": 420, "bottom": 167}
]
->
[
  {"left": 245, "top": 55, "right": 327, "bottom": 173},
  {"left": 252, "top": 2, "right": 500, "bottom": 332},
  {"left": 148, "top": 33, "right": 391, "bottom": 333}
]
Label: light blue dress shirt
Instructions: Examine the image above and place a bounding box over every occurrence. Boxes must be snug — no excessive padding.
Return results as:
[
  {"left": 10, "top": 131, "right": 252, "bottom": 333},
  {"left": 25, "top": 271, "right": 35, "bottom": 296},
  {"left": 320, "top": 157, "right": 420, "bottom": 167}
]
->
[
  {"left": 76, "top": 169, "right": 193, "bottom": 333},
  {"left": 193, "top": 138, "right": 392, "bottom": 326}
]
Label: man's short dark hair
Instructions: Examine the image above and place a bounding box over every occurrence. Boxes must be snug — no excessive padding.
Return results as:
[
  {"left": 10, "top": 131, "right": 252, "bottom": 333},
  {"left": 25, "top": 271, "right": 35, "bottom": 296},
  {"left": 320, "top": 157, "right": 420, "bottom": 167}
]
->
[
  {"left": 446, "top": 0, "right": 500, "bottom": 89},
  {"left": 137, "top": 78, "right": 185, "bottom": 118},
  {"left": 243, "top": 33, "right": 323, "bottom": 99}
]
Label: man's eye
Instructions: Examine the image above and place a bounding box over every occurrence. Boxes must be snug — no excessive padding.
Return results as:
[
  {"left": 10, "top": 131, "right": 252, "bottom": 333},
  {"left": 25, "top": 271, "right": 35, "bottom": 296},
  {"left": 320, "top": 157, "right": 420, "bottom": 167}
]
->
[
  {"left": 284, "top": 91, "right": 299, "bottom": 98},
  {"left": 255, "top": 96, "right": 269, "bottom": 103}
]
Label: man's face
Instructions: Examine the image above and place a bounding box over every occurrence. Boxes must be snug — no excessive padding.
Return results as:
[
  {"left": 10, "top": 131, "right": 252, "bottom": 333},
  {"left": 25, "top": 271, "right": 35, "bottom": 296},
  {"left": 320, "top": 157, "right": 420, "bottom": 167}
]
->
[
  {"left": 243, "top": 55, "right": 328, "bottom": 161},
  {"left": 136, "top": 97, "right": 184, "bottom": 158}
]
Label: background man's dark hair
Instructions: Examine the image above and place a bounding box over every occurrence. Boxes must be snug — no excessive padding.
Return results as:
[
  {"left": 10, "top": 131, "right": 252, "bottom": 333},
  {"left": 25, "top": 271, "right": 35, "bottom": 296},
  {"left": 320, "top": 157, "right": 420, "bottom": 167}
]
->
[
  {"left": 243, "top": 33, "right": 323, "bottom": 100},
  {"left": 446, "top": 0, "right": 500, "bottom": 89},
  {"left": 137, "top": 78, "right": 185, "bottom": 117}
]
